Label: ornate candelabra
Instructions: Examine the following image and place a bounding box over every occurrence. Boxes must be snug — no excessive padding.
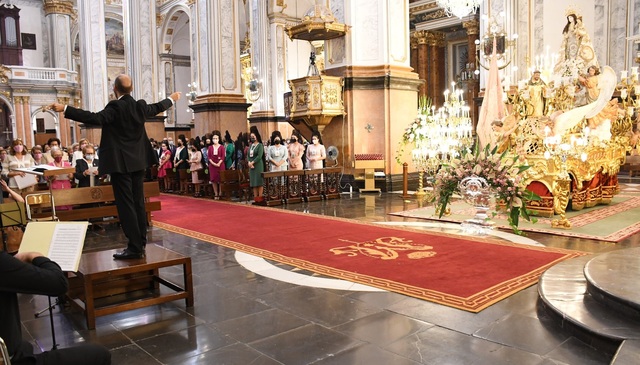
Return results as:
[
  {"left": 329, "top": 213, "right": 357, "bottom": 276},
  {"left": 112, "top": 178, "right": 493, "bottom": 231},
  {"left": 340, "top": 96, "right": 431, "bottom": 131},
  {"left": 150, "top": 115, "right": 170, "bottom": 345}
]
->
[
  {"left": 616, "top": 68, "right": 640, "bottom": 120},
  {"left": 410, "top": 83, "right": 473, "bottom": 197}
]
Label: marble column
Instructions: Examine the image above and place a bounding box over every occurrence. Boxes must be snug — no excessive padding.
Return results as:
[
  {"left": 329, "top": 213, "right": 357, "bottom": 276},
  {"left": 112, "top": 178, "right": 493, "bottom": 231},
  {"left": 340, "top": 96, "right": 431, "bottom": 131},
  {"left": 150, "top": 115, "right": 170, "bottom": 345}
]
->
[
  {"left": 249, "top": 0, "right": 273, "bottom": 115},
  {"left": 190, "top": 0, "right": 249, "bottom": 137},
  {"left": 43, "top": 0, "right": 74, "bottom": 70},
  {"left": 77, "top": 0, "right": 108, "bottom": 112},
  {"left": 435, "top": 36, "right": 446, "bottom": 105},
  {"left": 324, "top": 0, "right": 421, "bottom": 179},
  {"left": 123, "top": 0, "right": 157, "bottom": 101}
]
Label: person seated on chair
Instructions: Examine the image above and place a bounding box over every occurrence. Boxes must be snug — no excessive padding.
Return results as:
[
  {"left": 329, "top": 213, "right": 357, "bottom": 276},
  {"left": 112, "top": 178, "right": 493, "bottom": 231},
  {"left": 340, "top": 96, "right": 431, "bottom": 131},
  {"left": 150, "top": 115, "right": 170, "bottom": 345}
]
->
[
  {"left": 0, "top": 250, "right": 111, "bottom": 365},
  {"left": 74, "top": 145, "right": 101, "bottom": 188}
]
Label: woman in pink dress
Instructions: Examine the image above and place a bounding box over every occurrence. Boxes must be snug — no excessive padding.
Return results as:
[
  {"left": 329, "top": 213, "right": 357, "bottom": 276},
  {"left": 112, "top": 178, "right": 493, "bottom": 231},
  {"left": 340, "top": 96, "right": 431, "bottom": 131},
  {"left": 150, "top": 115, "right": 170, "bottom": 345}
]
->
[
  {"left": 157, "top": 141, "right": 172, "bottom": 191},
  {"left": 207, "top": 131, "right": 226, "bottom": 199},
  {"left": 48, "top": 148, "right": 74, "bottom": 210},
  {"left": 287, "top": 134, "right": 305, "bottom": 170}
]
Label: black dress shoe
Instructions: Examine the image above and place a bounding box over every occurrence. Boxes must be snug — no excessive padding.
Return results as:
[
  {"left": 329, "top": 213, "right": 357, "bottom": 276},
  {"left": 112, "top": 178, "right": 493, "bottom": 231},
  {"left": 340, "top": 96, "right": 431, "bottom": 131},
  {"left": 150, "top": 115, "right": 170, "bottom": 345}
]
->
[{"left": 113, "top": 249, "right": 145, "bottom": 260}]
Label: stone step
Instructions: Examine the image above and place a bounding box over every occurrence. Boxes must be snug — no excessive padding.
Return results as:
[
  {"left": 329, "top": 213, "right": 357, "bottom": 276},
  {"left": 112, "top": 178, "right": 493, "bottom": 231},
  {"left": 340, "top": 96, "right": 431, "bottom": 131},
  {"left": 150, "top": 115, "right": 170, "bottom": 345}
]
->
[
  {"left": 537, "top": 253, "right": 640, "bottom": 357},
  {"left": 611, "top": 340, "right": 640, "bottom": 365},
  {"left": 585, "top": 247, "right": 640, "bottom": 321}
]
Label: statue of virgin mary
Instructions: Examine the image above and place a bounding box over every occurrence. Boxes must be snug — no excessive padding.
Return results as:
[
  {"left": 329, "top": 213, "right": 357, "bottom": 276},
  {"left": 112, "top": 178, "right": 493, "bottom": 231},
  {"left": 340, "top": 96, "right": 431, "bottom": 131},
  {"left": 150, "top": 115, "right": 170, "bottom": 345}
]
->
[{"left": 553, "top": 7, "right": 599, "bottom": 77}]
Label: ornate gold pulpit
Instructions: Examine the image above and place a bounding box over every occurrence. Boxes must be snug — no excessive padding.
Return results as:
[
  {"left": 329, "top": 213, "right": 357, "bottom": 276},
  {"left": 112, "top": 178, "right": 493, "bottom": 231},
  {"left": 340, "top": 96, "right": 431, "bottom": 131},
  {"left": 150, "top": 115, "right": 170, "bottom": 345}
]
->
[{"left": 288, "top": 75, "right": 344, "bottom": 133}]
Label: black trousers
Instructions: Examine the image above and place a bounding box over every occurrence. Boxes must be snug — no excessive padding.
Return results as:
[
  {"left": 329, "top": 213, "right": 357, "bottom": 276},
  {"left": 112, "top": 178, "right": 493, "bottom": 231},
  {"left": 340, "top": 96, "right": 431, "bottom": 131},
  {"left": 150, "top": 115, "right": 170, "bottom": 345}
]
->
[
  {"left": 110, "top": 170, "right": 147, "bottom": 253},
  {"left": 12, "top": 341, "right": 111, "bottom": 365}
]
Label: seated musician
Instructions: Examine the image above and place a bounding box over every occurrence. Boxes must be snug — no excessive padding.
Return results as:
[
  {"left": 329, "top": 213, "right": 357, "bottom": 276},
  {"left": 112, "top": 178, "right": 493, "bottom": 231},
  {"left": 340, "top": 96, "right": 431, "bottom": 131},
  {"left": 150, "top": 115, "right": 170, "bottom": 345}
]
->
[{"left": 0, "top": 250, "right": 111, "bottom": 365}]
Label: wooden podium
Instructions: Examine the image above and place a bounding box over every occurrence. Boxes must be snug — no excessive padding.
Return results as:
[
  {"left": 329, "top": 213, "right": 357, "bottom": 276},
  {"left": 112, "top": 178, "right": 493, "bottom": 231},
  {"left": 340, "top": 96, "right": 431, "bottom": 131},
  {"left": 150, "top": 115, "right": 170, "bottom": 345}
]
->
[{"left": 354, "top": 154, "right": 384, "bottom": 193}]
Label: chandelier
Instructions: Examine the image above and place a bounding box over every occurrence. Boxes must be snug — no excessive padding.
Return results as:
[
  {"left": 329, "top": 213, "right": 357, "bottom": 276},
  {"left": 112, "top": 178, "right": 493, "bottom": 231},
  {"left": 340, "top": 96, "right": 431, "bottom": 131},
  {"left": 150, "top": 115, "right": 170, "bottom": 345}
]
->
[
  {"left": 436, "top": 0, "right": 481, "bottom": 19},
  {"left": 411, "top": 83, "right": 474, "bottom": 196}
]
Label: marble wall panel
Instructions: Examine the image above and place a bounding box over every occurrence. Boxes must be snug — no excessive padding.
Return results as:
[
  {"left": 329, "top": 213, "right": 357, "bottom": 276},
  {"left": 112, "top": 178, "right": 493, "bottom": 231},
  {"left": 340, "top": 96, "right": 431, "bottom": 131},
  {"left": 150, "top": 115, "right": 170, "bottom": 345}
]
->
[{"left": 609, "top": 0, "right": 626, "bottom": 72}]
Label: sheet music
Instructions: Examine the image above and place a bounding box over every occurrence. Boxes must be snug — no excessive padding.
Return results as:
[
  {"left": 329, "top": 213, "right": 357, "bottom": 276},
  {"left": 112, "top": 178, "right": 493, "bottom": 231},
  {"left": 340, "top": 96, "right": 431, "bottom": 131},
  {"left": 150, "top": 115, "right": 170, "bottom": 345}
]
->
[
  {"left": 14, "top": 173, "right": 37, "bottom": 189},
  {"left": 47, "top": 223, "right": 87, "bottom": 272},
  {"left": 15, "top": 164, "right": 65, "bottom": 176}
]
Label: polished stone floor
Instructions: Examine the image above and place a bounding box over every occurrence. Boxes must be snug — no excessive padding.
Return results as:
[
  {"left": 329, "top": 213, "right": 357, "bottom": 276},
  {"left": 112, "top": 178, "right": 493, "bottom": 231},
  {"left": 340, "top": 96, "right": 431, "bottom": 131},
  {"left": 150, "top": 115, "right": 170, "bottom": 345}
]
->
[{"left": 17, "top": 186, "right": 640, "bottom": 365}]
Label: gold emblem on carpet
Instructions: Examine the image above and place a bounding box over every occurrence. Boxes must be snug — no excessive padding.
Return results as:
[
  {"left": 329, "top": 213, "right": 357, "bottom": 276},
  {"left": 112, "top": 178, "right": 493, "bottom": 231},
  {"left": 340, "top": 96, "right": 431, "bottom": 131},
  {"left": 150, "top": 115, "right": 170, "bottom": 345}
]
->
[{"left": 331, "top": 236, "right": 436, "bottom": 260}]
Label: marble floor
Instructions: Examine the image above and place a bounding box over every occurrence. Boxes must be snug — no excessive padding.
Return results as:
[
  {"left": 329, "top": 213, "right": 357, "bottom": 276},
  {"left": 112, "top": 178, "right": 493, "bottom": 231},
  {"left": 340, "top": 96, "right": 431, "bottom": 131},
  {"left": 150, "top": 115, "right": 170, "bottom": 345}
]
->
[{"left": 16, "top": 185, "right": 640, "bottom": 365}]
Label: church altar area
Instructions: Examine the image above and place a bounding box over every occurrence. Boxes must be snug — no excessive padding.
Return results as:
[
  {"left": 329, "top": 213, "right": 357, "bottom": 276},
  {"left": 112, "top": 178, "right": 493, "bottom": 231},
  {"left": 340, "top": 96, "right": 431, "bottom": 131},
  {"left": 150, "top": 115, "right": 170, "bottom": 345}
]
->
[{"left": 403, "top": 4, "right": 637, "bottom": 231}]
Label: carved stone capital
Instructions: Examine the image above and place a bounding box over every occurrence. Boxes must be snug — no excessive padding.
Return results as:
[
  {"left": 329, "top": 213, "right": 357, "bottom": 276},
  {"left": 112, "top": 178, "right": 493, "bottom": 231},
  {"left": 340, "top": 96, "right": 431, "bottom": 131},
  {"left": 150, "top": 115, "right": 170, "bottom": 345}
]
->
[
  {"left": 156, "top": 13, "right": 165, "bottom": 27},
  {"left": 463, "top": 19, "right": 480, "bottom": 35},
  {"left": 413, "top": 30, "right": 428, "bottom": 45},
  {"left": 43, "top": 0, "right": 75, "bottom": 17},
  {"left": 57, "top": 97, "right": 70, "bottom": 105}
]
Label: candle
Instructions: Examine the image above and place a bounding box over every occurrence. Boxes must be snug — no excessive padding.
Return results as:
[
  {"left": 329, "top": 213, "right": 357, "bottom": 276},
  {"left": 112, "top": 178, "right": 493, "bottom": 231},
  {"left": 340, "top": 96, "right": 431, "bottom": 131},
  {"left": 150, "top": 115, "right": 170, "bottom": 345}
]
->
[
  {"left": 632, "top": 67, "right": 638, "bottom": 76},
  {"left": 622, "top": 89, "right": 628, "bottom": 99},
  {"left": 621, "top": 70, "right": 628, "bottom": 80}
]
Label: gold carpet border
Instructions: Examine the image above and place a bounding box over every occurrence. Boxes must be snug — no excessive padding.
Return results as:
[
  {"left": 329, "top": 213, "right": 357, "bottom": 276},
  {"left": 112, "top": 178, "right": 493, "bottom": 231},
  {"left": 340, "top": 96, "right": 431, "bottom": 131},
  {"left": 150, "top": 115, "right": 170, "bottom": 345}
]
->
[{"left": 153, "top": 219, "right": 586, "bottom": 312}]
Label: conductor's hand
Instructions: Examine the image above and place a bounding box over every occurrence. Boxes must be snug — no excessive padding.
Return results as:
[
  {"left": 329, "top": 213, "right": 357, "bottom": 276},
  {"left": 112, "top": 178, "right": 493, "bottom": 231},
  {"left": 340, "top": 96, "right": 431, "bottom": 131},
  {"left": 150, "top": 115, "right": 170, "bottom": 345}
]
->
[
  {"left": 49, "top": 103, "right": 66, "bottom": 113},
  {"left": 169, "top": 92, "right": 181, "bottom": 101},
  {"left": 14, "top": 251, "right": 44, "bottom": 264}
]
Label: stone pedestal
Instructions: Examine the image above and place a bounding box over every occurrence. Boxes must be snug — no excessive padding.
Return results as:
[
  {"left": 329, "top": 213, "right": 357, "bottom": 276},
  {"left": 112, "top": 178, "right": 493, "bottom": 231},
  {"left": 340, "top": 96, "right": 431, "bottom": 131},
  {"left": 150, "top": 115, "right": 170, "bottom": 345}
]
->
[{"left": 190, "top": 94, "right": 250, "bottom": 137}]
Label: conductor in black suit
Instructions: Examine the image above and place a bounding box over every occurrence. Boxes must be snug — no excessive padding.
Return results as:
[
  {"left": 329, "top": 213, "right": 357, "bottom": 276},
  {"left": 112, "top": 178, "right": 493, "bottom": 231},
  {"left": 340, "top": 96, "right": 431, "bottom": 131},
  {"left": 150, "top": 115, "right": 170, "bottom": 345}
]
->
[{"left": 50, "top": 75, "right": 181, "bottom": 259}]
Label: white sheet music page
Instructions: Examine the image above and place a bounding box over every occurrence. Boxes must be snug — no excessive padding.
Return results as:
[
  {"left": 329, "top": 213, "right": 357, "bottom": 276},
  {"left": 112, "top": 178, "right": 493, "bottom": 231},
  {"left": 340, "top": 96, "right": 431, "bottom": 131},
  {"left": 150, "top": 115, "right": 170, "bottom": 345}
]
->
[{"left": 47, "top": 223, "right": 87, "bottom": 272}]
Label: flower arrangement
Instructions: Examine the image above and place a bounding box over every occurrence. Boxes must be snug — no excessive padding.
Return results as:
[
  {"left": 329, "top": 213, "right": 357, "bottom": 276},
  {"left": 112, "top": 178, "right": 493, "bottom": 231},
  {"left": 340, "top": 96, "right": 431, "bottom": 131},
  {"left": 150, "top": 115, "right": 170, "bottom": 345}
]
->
[{"left": 433, "top": 142, "right": 540, "bottom": 235}]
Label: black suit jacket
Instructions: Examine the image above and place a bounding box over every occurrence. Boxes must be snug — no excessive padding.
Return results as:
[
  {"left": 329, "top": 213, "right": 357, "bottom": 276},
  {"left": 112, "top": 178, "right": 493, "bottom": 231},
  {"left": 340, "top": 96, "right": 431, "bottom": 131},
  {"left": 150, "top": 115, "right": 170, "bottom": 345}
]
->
[
  {"left": 0, "top": 252, "right": 67, "bottom": 357},
  {"left": 64, "top": 95, "right": 173, "bottom": 175}
]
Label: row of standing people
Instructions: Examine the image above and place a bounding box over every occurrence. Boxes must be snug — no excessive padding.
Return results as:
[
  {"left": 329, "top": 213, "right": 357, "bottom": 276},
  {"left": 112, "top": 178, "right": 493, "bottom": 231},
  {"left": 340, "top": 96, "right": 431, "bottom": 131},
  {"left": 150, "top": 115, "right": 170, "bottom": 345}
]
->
[{"left": 154, "top": 128, "right": 327, "bottom": 201}]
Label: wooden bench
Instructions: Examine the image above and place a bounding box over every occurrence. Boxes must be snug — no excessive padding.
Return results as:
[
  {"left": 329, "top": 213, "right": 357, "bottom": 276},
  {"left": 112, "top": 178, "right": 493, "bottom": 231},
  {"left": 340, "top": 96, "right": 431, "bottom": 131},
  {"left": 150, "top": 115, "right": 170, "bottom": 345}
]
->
[
  {"left": 28, "top": 182, "right": 161, "bottom": 223},
  {"left": 66, "top": 244, "right": 194, "bottom": 329}
]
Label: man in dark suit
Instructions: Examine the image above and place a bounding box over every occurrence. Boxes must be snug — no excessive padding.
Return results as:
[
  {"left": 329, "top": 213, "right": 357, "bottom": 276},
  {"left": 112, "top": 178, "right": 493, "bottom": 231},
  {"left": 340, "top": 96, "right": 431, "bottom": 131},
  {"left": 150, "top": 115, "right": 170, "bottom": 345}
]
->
[{"left": 50, "top": 75, "right": 180, "bottom": 259}]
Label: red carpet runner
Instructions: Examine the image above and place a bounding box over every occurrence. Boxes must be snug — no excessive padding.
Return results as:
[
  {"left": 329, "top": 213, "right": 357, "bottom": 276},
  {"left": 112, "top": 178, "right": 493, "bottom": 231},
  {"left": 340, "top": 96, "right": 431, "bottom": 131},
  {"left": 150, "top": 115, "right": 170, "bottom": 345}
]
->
[{"left": 152, "top": 195, "right": 586, "bottom": 312}]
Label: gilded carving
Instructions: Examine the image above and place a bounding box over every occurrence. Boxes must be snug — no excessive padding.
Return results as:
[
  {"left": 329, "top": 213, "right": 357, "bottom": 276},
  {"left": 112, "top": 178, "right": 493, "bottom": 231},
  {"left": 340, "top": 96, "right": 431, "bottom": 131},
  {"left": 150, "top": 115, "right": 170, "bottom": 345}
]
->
[
  {"left": 0, "top": 65, "right": 9, "bottom": 84},
  {"left": 295, "top": 88, "right": 309, "bottom": 107},
  {"left": 156, "top": 13, "right": 165, "bottom": 27},
  {"left": 43, "top": 0, "right": 75, "bottom": 16},
  {"left": 57, "top": 97, "right": 70, "bottom": 105},
  {"left": 463, "top": 19, "right": 480, "bottom": 35},
  {"left": 330, "top": 237, "right": 436, "bottom": 260}
]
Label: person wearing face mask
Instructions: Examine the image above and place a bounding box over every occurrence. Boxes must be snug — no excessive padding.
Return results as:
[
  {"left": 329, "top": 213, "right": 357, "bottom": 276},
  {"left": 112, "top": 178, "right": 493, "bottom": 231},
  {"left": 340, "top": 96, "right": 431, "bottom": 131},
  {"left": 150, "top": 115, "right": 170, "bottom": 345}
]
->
[
  {"left": 173, "top": 138, "right": 189, "bottom": 194},
  {"left": 48, "top": 148, "right": 74, "bottom": 210},
  {"left": 30, "top": 146, "right": 47, "bottom": 184},
  {"left": 156, "top": 141, "right": 173, "bottom": 192},
  {"left": 75, "top": 145, "right": 101, "bottom": 188},
  {"left": 2, "top": 139, "right": 37, "bottom": 195},
  {"left": 267, "top": 131, "right": 288, "bottom": 172},
  {"left": 306, "top": 132, "right": 326, "bottom": 170},
  {"left": 189, "top": 141, "right": 203, "bottom": 194},
  {"left": 42, "top": 137, "right": 69, "bottom": 164},
  {"left": 287, "top": 133, "right": 305, "bottom": 170},
  {"left": 207, "top": 130, "right": 226, "bottom": 199},
  {"left": 247, "top": 126, "right": 264, "bottom": 202},
  {"left": 201, "top": 135, "right": 211, "bottom": 174}
]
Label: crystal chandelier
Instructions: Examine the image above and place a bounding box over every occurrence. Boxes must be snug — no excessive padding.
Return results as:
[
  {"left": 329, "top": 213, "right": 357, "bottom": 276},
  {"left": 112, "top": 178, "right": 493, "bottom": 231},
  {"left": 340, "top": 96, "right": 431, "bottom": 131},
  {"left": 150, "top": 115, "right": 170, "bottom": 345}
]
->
[{"left": 436, "top": 0, "right": 481, "bottom": 19}]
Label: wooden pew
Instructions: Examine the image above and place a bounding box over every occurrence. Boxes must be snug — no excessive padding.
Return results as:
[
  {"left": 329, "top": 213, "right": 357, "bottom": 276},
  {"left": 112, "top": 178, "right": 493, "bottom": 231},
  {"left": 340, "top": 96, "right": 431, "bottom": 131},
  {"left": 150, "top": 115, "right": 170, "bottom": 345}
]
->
[{"left": 28, "top": 182, "right": 161, "bottom": 223}]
